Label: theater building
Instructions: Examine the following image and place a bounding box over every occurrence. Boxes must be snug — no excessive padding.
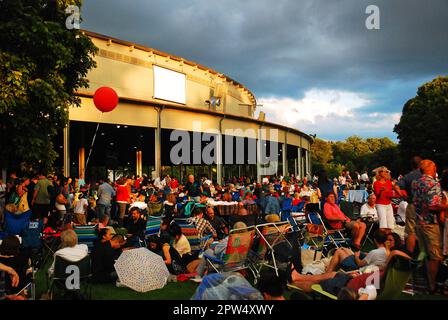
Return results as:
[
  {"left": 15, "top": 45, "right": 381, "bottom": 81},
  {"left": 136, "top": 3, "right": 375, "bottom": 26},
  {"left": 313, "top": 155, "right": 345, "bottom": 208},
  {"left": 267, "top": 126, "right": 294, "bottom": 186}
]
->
[{"left": 58, "top": 30, "right": 313, "bottom": 183}]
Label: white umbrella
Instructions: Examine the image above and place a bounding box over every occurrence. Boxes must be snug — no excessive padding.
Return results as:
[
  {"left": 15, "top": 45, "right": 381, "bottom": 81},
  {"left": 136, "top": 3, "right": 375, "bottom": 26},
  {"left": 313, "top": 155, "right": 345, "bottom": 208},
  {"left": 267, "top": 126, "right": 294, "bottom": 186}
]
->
[{"left": 114, "top": 248, "right": 170, "bottom": 292}]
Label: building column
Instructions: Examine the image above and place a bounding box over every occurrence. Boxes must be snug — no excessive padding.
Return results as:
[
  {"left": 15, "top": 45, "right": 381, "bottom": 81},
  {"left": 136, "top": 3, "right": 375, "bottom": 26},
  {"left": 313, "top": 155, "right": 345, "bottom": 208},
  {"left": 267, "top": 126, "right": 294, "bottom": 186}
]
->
[
  {"left": 283, "top": 131, "right": 289, "bottom": 177},
  {"left": 63, "top": 126, "right": 70, "bottom": 178},
  {"left": 294, "top": 158, "right": 297, "bottom": 177},
  {"left": 282, "top": 143, "right": 287, "bottom": 177},
  {"left": 78, "top": 147, "right": 85, "bottom": 178},
  {"left": 136, "top": 150, "right": 142, "bottom": 177},
  {"left": 154, "top": 107, "right": 163, "bottom": 179},
  {"left": 298, "top": 147, "right": 302, "bottom": 179},
  {"left": 305, "top": 149, "right": 310, "bottom": 178},
  {"left": 256, "top": 138, "right": 262, "bottom": 183},
  {"left": 308, "top": 148, "right": 312, "bottom": 178},
  {"left": 216, "top": 132, "right": 223, "bottom": 185}
]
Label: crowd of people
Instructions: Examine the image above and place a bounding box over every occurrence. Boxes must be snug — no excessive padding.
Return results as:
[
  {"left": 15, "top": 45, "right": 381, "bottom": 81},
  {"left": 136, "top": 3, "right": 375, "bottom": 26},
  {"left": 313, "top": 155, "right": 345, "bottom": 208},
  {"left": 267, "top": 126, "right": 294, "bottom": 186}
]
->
[{"left": 0, "top": 154, "right": 447, "bottom": 300}]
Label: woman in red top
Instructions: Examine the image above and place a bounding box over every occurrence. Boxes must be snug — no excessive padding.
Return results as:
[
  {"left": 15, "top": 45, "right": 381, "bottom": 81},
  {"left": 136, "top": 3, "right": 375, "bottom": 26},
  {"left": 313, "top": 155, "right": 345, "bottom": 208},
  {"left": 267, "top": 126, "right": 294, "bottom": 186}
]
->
[
  {"left": 115, "top": 178, "right": 130, "bottom": 226},
  {"left": 373, "top": 167, "right": 402, "bottom": 233},
  {"left": 323, "top": 193, "right": 366, "bottom": 249}
]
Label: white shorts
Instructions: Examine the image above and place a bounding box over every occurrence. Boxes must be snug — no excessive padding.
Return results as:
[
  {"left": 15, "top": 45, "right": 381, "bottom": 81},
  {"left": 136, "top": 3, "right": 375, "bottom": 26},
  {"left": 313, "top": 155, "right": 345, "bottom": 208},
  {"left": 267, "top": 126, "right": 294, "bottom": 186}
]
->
[{"left": 375, "top": 204, "right": 395, "bottom": 229}]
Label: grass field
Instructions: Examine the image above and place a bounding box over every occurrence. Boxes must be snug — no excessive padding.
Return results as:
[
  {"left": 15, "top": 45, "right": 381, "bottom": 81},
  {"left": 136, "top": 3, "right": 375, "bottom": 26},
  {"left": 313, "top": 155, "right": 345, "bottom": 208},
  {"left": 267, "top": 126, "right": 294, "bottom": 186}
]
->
[
  {"left": 34, "top": 259, "right": 448, "bottom": 300},
  {"left": 34, "top": 259, "right": 199, "bottom": 300}
]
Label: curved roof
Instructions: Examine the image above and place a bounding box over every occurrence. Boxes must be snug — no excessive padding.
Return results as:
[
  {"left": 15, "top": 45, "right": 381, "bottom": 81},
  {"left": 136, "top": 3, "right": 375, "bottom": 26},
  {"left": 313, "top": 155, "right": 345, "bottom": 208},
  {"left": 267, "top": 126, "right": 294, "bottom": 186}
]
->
[{"left": 81, "top": 30, "right": 257, "bottom": 106}]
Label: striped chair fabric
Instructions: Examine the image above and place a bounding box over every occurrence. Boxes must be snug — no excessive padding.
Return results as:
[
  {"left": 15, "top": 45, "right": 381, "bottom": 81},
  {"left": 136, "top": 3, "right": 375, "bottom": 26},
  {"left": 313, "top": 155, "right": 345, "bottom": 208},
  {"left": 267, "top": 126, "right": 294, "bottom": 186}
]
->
[
  {"left": 73, "top": 224, "right": 98, "bottom": 252},
  {"left": 145, "top": 216, "right": 162, "bottom": 239}
]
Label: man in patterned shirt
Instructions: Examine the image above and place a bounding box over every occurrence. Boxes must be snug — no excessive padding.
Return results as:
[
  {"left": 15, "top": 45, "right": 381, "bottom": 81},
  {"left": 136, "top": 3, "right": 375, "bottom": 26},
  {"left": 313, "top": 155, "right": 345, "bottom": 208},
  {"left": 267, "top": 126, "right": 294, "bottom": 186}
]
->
[
  {"left": 412, "top": 159, "right": 448, "bottom": 292},
  {"left": 190, "top": 207, "right": 217, "bottom": 239}
]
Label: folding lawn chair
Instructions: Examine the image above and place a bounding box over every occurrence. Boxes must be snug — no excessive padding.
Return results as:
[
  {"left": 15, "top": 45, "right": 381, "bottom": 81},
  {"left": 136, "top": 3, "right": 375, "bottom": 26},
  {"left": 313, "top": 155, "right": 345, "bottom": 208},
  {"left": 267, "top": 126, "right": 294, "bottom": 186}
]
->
[
  {"left": 175, "top": 218, "right": 213, "bottom": 254},
  {"left": 144, "top": 216, "right": 162, "bottom": 240},
  {"left": 41, "top": 228, "right": 62, "bottom": 268},
  {"left": 250, "top": 221, "right": 292, "bottom": 279},
  {"left": 204, "top": 226, "right": 256, "bottom": 275},
  {"left": 22, "top": 219, "right": 45, "bottom": 269},
  {"left": 377, "top": 254, "right": 412, "bottom": 300},
  {"left": 361, "top": 218, "right": 378, "bottom": 247},
  {"left": 73, "top": 224, "right": 98, "bottom": 253},
  {"left": 305, "top": 210, "right": 349, "bottom": 253},
  {"left": 48, "top": 255, "right": 92, "bottom": 300},
  {"left": 4, "top": 210, "right": 32, "bottom": 235}
]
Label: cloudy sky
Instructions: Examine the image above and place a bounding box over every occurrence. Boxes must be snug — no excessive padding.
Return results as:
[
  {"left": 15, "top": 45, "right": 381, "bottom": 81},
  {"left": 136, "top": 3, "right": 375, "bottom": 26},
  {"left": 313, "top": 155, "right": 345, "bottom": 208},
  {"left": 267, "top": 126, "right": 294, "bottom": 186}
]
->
[{"left": 81, "top": 0, "right": 448, "bottom": 141}]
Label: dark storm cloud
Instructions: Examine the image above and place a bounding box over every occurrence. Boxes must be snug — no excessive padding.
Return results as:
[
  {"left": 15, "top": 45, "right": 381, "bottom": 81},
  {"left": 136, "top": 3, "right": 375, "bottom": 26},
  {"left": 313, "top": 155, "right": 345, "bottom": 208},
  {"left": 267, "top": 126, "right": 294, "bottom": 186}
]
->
[{"left": 80, "top": 0, "right": 448, "bottom": 139}]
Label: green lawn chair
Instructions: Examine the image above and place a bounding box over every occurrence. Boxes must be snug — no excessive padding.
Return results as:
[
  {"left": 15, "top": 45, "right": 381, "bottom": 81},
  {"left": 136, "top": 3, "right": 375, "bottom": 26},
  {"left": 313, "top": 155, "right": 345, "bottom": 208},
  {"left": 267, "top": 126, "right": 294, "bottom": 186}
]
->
[{"left": 377, "top": 254, "right": 412, "bottom": 300}]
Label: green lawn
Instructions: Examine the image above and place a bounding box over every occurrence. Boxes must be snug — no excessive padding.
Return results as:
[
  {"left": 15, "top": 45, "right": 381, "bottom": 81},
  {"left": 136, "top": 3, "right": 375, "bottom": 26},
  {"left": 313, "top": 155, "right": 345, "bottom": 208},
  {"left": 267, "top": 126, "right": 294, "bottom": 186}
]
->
[
  {"left": 33, "top": 242, "right": 448, "bottom": 300},
  {"left": 34, "top": 260, "right": 199, "bottom": 300}
]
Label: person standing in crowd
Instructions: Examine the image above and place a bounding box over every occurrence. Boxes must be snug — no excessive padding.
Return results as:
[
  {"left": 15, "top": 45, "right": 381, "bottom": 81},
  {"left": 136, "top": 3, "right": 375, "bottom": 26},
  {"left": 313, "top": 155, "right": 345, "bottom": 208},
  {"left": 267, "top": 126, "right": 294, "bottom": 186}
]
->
[
  {"left": 115, "top": 178, "right": 130, "bottom": 226},
  {"left": 15, "top": 177, "right": 31, "bottom": 215},
  {"left": 440, "top": 170, "right": 448, "bottom": 257},
  {"left": 317, "top": 170, "right": 338, "bottom": 208},
  {"left": 338, "top": 170, "right": 347, "bottom": 190},
  {"left": 97, "top": 178, "right": 116, "bottom": 218},
  {"left": 5, "top": 172, "right": 19, "bottom": 201},
  {"left": 397, "top": 156, "right": 423, "bottom": 254},
  {"left": 360, "top": 170, "right": 369, "bottom": 188},
  {"left": 412, "top": 160, "right": 448, "bottom": 293},
  {"left": 373, "top": 167, "right": 402, "bottom": 233},
  {"left": 26, "top": 176, "right": 38, "bottom": 211},
  {"left": 73, "top": 188, "right": 88, "bottom": 225},
  {"left": 31, "top": 172, "right": 52, "bottom": 223},
  {"left": 264, "top": 188, "right": 280, "bottom": 216}
]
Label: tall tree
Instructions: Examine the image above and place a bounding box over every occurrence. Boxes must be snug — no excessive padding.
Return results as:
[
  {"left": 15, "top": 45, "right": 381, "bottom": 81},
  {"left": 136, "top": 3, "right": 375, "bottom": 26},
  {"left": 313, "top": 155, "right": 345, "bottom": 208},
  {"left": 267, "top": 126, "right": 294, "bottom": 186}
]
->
[
  {"left": 311, "top": 135, "right": 401, "bottom": 178},
  {"left": 310, "top": 138, "right": 333, "bottom": 173},
  {"left": 394, "top": 76, "right": 448, "bottom": 169},
  {"left": 0, "top": 0, "right": 97, "bottom": 173}
]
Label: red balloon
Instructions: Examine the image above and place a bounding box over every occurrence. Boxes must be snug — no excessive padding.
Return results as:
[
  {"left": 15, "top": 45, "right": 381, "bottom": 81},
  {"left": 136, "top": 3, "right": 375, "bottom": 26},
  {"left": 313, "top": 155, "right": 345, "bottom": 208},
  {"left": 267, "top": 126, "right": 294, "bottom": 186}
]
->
[{"left": 93, "top": 87, "right": 118, "bottom": 113}]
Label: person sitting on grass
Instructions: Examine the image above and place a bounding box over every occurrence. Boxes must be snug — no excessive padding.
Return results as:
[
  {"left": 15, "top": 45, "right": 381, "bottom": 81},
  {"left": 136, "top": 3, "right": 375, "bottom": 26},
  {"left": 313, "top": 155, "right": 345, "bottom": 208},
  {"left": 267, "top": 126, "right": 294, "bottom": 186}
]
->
[
  {"left": 48, "top": 229, "right": 88, "bottom": 277},
  {"left": 158, "top": 218, "right": 173, "bottom": 244},
  {"left": 170, "top": 222, "right": 198, "bottom": 267},
  {"left": 0, "top": 262, "right": 23, "bottom": 300},
  {"left": 0, "top": 235, "right": 31, "bottom": 294},
  {"left": 257, "top": 270, "right": 286, "bottom": 300},
  {"left": 325, "top": 230, "right": 389, "bottom": 273},
  {"left": 190, "top": 207, "right": 217, "bottom": 239},
  {"left": 147, "top": 235, "right": 185, "bottom": 275},
  {"left": 162, "top": 193, "right": 177, "bottom": 221},
  {"left": 91, "top": 229, "right": 123, "bottom": 284},
  {"left": 192, "top": 221, "right": 247, "bottom": 283},
  {"left": 206, "top": 207, "right": 228, "bottom": 240},
  {"left": 323, "top": 193, "right": 366, "bottom": 249},
  {"left": 124, "top": 207, "right": 147, "bottom": 247}
]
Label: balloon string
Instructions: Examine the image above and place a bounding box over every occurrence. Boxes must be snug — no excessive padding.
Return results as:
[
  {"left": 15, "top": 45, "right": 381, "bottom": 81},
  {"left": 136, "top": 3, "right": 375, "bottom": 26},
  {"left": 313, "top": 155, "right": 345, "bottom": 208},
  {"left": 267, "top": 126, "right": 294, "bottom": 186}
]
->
[{"left": 84, "top": 112, "right": 103, "bottom": 178}]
